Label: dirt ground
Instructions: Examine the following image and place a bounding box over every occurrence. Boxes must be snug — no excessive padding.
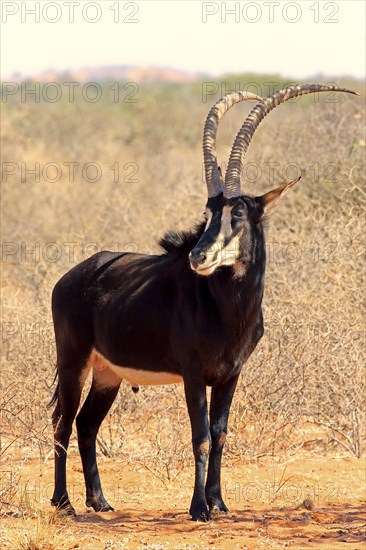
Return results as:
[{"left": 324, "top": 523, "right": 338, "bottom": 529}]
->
[{"left": 1, "top": 455, "right": 365, "bottom": 550}]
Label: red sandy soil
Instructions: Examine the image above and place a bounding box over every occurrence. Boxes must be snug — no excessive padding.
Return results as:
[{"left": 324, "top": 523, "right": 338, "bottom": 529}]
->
[{"left": 1, "top": 456, "right": 365, "bottom": 549}]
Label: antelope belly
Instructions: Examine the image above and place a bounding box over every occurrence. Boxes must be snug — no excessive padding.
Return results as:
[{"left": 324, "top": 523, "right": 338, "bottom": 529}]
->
[{"left": 91, "top": 349, "right": 183, "bottom": 386}]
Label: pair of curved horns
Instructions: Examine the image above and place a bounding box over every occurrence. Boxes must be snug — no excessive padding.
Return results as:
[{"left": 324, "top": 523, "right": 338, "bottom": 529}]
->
[{"left": 203, "top": 84, "right": 359, "bottom": 199}]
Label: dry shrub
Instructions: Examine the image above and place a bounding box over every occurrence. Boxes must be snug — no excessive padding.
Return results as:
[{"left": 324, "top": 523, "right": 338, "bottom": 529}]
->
[
  {"left": 1, "top": 78, "right": 365, "bottom": 506},
  {"left": 95, "top": 384, "right": 191, "bottom": 488},
  {"left": 14, "top": 509, "right": 64, "bottom": 550}
]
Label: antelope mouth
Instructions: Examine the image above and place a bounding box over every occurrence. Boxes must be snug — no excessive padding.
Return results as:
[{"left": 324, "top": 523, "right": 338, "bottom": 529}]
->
[{"left": 191, "top": 260, "right": 220, "bottom": 276}]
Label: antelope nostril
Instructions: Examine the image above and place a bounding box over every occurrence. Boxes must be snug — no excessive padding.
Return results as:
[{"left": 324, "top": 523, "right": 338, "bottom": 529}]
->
[{"left": 189, "top": 250, "right": 207, "bottom": 268}]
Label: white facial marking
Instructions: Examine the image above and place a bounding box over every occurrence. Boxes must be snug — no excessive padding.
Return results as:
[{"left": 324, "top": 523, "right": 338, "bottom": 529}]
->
[
  {"left": 218, "top": 206, "right": 233, "bottom": 240},
  {"left": 195, "top": 205, "right": 241, "bottom": 275},
  {"left": 204, "top": 207, "right": 213, "bottom": 230},
  {"left": 89, "top": 349, "right": 183, "bottom": 389}
]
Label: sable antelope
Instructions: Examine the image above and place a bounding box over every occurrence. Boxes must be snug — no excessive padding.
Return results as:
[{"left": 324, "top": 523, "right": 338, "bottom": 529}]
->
[{"left": 50, "top": 84, "right": 357, "bottom": 521}]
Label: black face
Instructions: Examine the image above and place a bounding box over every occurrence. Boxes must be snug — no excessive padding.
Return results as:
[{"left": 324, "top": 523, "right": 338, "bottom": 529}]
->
[{"left": 189, "top": 193, "right": 262, "bottom": 276}]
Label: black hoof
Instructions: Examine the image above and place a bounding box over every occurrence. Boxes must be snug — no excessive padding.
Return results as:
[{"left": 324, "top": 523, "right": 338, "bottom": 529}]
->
[
  {"left": 211, "top": 502, "right": 228, "bottom": 514},
  {"left": 207, "top": 496, "right": 229, "bottom": 514},
  {"left": 86, "top": 496, "right": 114, "bottom": 512},
  {"left": 51, "top": 498, "right": 76, "bottom": 516},
  {"left": 190, "top": 502, "right": 210, "bottom": 522}
]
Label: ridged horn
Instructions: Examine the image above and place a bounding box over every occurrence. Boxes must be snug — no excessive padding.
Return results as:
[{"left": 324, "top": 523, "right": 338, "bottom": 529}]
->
[
  {"left": 224, "top": 84, "right": 359, "bottom": 199},
  {"left": 203, "top": 91, "right": 263, "bottom": 198}
]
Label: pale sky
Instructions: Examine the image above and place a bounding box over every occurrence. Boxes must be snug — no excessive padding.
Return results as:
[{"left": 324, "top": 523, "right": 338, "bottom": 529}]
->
[{"left": 1, "top": 0, "right": 365, "bottom": 79}]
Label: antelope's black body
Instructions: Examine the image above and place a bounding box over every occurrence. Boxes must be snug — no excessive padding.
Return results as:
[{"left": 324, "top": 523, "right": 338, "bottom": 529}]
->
[
  {"left": 49, "top": 84, "right": 357, "bottom": 521},
  {"left": 51, "top": 206, "right": 265, "bottom": 520}
]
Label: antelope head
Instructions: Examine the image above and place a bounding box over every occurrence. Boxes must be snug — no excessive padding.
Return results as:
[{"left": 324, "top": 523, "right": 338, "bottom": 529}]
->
[{"left": 189, "top": 85, "right": 358, "bottom": 276}]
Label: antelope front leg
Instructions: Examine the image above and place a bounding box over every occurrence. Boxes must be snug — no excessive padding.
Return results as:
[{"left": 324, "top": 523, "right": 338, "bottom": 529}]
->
[
  {"left": 183, "top": 376, "right": 211, "bottom": 521},
  {"left": 205, "top": 373, "right": 240, "bottom": 513}
]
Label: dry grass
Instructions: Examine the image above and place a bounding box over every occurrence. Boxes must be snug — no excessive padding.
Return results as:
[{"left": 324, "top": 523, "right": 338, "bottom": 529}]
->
[
  {"left": 1, "top": 76, "right": 365, "bottom": 519},
  {"left": 13, "top": 510, "right": 64, "bottom": 550}
]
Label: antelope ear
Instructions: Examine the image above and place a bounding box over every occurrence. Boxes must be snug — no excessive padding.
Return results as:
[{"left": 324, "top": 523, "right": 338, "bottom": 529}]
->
[{"left": 255, "top": 176, "right": 301, "bottom": 216}]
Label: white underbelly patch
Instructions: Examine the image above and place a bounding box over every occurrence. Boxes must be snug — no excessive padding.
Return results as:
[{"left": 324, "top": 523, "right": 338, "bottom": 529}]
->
[{"left": 89, "top": 348, "right": 183, "bottom": 387}]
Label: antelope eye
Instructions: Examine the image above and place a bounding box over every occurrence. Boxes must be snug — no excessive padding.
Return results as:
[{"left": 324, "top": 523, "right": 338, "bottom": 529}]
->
[{"left": 233, "top": 208, "right": 245, "bottom": 218}]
